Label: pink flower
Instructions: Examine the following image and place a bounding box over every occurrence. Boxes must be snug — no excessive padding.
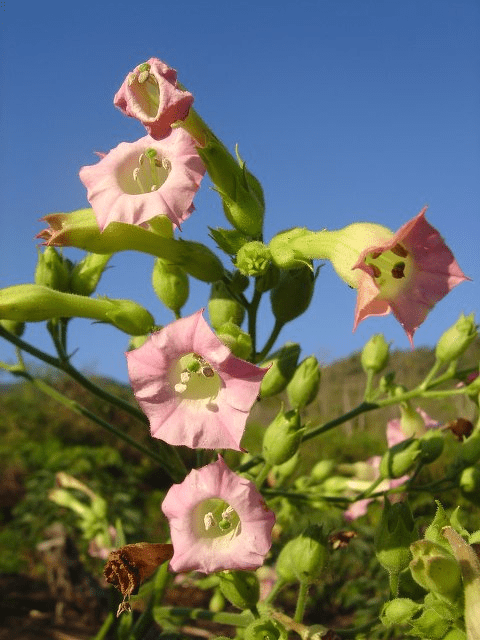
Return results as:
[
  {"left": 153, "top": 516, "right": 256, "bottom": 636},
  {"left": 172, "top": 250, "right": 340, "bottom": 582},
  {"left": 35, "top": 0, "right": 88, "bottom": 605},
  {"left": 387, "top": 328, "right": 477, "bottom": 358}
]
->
[
  {"left": 162, "top": 456, "right": 275, "bottom": 573},
  {"left": 114, "top": 58, "right": 194, "bottom": 140},
  {"left": 126, "top": 310, "right": 267, "bottom": 450},
  {"left": 352, "top": 207, "right": 469, "bottom": 346},
  {"left": 79, "top": 129, "right": 205, "bottom": 231}
]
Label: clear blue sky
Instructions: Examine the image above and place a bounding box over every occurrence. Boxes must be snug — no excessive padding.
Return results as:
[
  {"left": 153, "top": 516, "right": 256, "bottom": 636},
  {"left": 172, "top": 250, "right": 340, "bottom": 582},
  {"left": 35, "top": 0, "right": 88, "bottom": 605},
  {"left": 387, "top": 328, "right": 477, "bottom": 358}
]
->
[{"left": 1, "top": 0, "right": 479, "bottom": 383}]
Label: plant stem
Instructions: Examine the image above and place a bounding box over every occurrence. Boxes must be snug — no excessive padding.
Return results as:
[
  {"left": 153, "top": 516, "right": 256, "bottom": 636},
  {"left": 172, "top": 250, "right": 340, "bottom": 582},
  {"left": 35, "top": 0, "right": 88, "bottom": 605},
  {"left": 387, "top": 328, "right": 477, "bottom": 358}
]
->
[
  {"left": 294, "top": 581, "right": 309, "bottom": 623},
  {"left": 256, "top": 318, "right": 285, "bottom": 363},
  {"left": 248, "top": 287, "right": 263, "bottom": 358},
  {"left": 303, "top": 401, "right": 378, "bottom": 441},
  {"left": 255, "top": 462, "right": 273, "bottom": 489}
]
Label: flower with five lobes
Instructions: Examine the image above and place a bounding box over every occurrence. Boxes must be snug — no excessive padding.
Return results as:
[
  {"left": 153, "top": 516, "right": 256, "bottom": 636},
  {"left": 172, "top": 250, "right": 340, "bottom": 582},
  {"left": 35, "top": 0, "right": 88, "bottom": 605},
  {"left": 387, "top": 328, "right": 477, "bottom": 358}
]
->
[
  {"left": 269, "top": 207, "right": 469, "bottom": 345},
  {"left": 126, "top": 310, "right": 267, "bottom": 450},
  {"left": 114, "top": 58, "right": 194, "bottom": 140},
  {"left": 79, "top": 129, "right": 205, "bottom": 231},
  {"left": 162, "top": 456, "right": 275, "bottom": 573}
]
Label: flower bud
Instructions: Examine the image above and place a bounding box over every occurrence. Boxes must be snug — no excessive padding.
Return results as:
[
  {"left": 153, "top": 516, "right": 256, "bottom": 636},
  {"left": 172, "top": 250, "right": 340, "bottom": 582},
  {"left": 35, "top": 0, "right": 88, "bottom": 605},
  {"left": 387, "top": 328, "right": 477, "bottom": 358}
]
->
[
  {"left": 269, "top": 228, "right": 315, "bottom": 270},
  {"left": 208, "top": 280, "right": 245, "bottom": 330},
  {"left": 69, "top": 253, "right": 112, "bottom": 296},
  {"left": 374, "top": 499, "right": 416, "bottom": 574},
  {"left": 192, "top": 127, "right": 264, "bottom": 237},
  {"left": 435, "top": 313, "right": 478, "bottom": 364},
  {"left": 217, "top": 570, "right": 259, "bottom": 610},
  {"left": 441, "top": 630, "right": 467, "bottom": 640},
  {"left": 262, "top": 409, "right": 304, "bottom": 466},
  {"left": 35, "top": 246, "right": 70, "bottom": 292},
  {"left": 270, "top": 265, "right": 315, "bottom": 325},
  {"left": 457, "top": 430, "right": 480, "bottom": 466},
  {"left": 361, "top": 334, "right": 390, "bottom": 373},
  {"left": 244, "top": 617, "right": 288, "bottom": 640},
  {"left": 0, "top": 319, "right": 25, "bottom": 337},
  {"left": 176, "top": 240, "right": 225, "bottom": 283},
  {"left": 276, "top": 525, "right": 328, "bottom": 584},
  {"left": 418, "top": 430, "right": 444, "bottom": 464},
  {"left": 409, "top": 540, "right": 462, "bottom": 600},
  {"left": 152, "top": 257, "right": 189, "bottom": 314},
  {"left": 380, "top": 598, "right": 422, "bottom": 626},
  {"left": 399, "top": 404, "right": 427, "bottom": 438},
  {"left": 459, "top": 466, "right": 480, "bottom": 505},
  {"left": 215, "top": 321, "right": 252, "bottom": 360},
  {"left": 408, "top": 606, "right": 452, "bottom": 640},
  {"left": 235, "top": 241, "right": 271, "bottom": 277},
  {"left": 287, "top": 356, "right": 321, "bottom": 410},
  {"left": 379, "top": 438, "right": 421, "bottom": 479},
  {"left": 0, "top": 284, "right": 154, "bottom": 335},
  {"left": 424, "top": 502, "right": 452, "bottom": 552},
  {"left": 209, "top": 226, "right": 249, "bottom": 256},
  {"left": 310, "top": 459, "right": 336, "bottom": 483},
  {"left": 259, "top": 342, "right": 301, "bottom": 398}
]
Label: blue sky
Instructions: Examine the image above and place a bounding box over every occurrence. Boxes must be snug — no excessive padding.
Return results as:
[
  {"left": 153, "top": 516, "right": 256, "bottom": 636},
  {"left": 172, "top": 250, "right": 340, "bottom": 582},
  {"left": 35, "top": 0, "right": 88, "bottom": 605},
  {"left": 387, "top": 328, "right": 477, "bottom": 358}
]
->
[{"left": 1, "top": 0, "right": 479, "bottom": 384}]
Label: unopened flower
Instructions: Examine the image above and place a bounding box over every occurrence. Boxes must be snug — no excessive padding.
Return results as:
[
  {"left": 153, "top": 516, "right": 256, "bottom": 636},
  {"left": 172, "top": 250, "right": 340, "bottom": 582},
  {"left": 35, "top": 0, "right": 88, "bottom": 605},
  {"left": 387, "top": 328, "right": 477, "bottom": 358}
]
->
[
  {"left": 126, "top": 310, "right": 267, "bottom": 450},
  {"left": 79, "top": 130, "right": 205, "bottom": 231},
  {"left": 162, "top": 456, "right": 275, "bottom": 573},
  {"left": 387, "top": 408, "right": 439, "bottom": 446},
  {"left": 114, "top": 58, "right": 194, "bottom": 139}
]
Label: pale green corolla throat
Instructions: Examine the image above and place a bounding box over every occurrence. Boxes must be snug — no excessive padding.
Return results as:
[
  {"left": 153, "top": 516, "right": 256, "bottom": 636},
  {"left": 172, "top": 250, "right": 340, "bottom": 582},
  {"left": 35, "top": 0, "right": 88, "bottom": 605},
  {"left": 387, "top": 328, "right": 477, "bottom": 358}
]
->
[
  {"left": 192, "top": 498, "right": 240, "bottom": 540},
  {"left": 364, "top": 243, "right": 414, "bottom": 298},
  {"left": 170, "top": 353, "right": 221, "bottom": 401}
]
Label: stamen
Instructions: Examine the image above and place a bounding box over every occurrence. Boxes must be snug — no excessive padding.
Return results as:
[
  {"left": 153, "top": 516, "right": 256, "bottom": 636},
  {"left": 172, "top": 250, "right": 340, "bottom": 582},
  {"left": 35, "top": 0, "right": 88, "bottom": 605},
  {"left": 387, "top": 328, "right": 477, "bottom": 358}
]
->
[
  {"left": 222, "top": 505, "right": 234, "bottom": 519},
  {"left": 137, "top": 63, "right": 151, "bottom": 85},
  {"left": 174, "top": 382, "right": 187, "bottom": 393},
  {"left": 204, "top": 513, "right": 216, "bottom": 530},
  {"left": 391, "top": 243, "right": 408, "bottom": 258},
  {"left": 132, "top": 167, "right": 148, "bottom": 193},
  {"left": 127, "top": 73, "right": 137, "bottom": 87},
  {"left": 371, "top": 264, "right": 381, "bottom": 278},
  {"left": 201, "top": 366, "right": 215, "bottom": 378},
  {"left": 391, "top": 262, "right": 406, "bottom": 279},
  {"left": 371, "top": 251, "right": 383, "bottom": 260}
]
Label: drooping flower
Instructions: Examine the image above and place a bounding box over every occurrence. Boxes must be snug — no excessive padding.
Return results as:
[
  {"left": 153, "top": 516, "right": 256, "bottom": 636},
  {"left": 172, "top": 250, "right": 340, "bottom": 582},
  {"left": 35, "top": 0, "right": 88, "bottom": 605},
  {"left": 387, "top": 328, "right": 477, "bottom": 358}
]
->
[
  {"left": 114, "top": 58, "right": 194, "bottom": 140},
  {"left": 79, "top": 129, "right": 205, "bottom": 231},
  {"left": 351, "top": 207, "right": 470, "bottom": 346},
  {"left": 269, "top": 208, "right": 469, "bottom": 345},
  {"left": 162, "top": 456, "right": 275, "bottom": 573},
  {"left": 126, "top": 310, "right": 267, "bottom": 450}
]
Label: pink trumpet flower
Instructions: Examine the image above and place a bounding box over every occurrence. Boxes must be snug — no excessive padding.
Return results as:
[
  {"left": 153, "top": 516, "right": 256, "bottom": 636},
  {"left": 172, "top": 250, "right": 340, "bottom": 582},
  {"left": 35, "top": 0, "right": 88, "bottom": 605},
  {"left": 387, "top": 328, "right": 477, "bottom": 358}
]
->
[
  {"left": 162, "top": 456, "right": 275, "bottom": 573},
  {"left": 126, "top": 310, "right": 267, "bottom": 450}
]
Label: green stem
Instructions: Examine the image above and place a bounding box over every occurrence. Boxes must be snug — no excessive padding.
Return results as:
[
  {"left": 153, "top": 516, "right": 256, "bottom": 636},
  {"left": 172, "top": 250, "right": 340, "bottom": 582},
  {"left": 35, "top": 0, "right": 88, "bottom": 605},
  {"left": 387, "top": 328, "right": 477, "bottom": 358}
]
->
[
  {"left": 248, "top": 287, "right": 263, "bottom": 359},
  {"left": 264, "top": 578, "right": 287, "bottom": 606},
  {"left": 303, "top": 401, "right": 378, "bottom": 441},
  {"left": 363, "top": 369, "right": 375, "bottom": 402},
  {"left": 91, "top": 611, "right": 114, "bottom": 640},
  {"left": 419, "top": 358, "right": 443, "bottom": 390},
  {"left": 294, "top": 581, "right": 309, "bottom": 623},
  {"left": 256, "top": 319, "right": 285, "bottom": 363},
  {"left": 255, "top": 462, "right": 273, "bottom": 489},
  {"left": 153, "top": 606, "right": 253, "bottom": 628},
  {"left": 351, "top": 476, "right": 384, "bottom": 502}
]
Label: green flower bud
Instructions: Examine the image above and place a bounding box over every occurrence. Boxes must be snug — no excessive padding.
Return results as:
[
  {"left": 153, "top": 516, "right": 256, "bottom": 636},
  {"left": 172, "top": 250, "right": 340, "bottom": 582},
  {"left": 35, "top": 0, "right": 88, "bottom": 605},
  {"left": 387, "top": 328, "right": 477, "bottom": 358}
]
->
[
  {"left": 194, "top": 132, "right": 264, "bottom": 237},
  {"left": 276, "top": 525, "right": 328, "bottom": 584},
  {"left": 287, "top": 356, "right": 321, "bottom": 410},
  {"left": 408, "top": 606, "right": 452, "bottom": 640},
  {"left": 0, "top": 284, "right": 154, "bottom": 335},
  {"left": 208, "top": 588, "right": 225, "bottom": 613},
  {"left": 459, "top": 466, "right": 480, "bottom": 505},
  {"left": 410, "top": 540, "right": 462, "bottom": 600},
  {"left": 361, "top": 334, "right": 390, "bottom": 373},
  {"left": 243, "top": 617, "right": 288, "bottom": 640},
  {"left": 418, "top": 430, "right": 444, "bottom": 464},
  {"left": 35, "top": 246, "right": 70, "bottom": 292},
  {"left": 374, "top": 499, "right": 416, "bottom": 574},
  {"left": 270, "top": 265, "right": 315, "bottom": 325},
  {"left": 262, "top": 409, "right": 304, "bottom": 466},
  {"left": 269, "top": 227, "right": 314, "bottom": 270},
  {"left": 310, "top": 459, "right": 336, "bottom": 483},
  {"left": 39, "top": 209, "right": 225, "bottom": 283},
  {"left": 424, "top": 502, "right": 452, "bottom": 552},
  {"left": 127, "top": 334, "right": 152, "bottom": 351},
  {"left": 379, "top": 438, "right": 421, "bottom": 479},
  {"left": 435, "top": 313, "right": 478, "bottom": 364},
  {"left": 235, "top": 241, "right": 271, "bottom": 277},
  {"left": 152, "top": 257, "right": 189, "bottom": 314},
  {"left": 271, "top": 451, "right": 300, "bottom": 485},
  {"left": 254, "top": 264, "right": 280, "bottom": 293},
  {"left": 208, "top": 280, "right": 245, "bottom": 330},
  {"left": 217, "top": 570, "right": 259, "bottom": 610},
  {"left": 399, "top": 404, "right": 427, "bottom": 438},
  {"left": 0, "top": 319, "right": 25, "bottom": 337},
  {"left": 215, "top": 321, "right": 252, "bottom": 360},
  {"left": 69, "top": 253, "right": 111, "bottom": 296},
  {"left": 380, "top": 598, "right": 422, "bottom": 626},
  {"left": 457, "top": 430, "right": 480, "bottom": 466},
  {"left": 259, "top": 342, "right": 301, "bottom": 398}
]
